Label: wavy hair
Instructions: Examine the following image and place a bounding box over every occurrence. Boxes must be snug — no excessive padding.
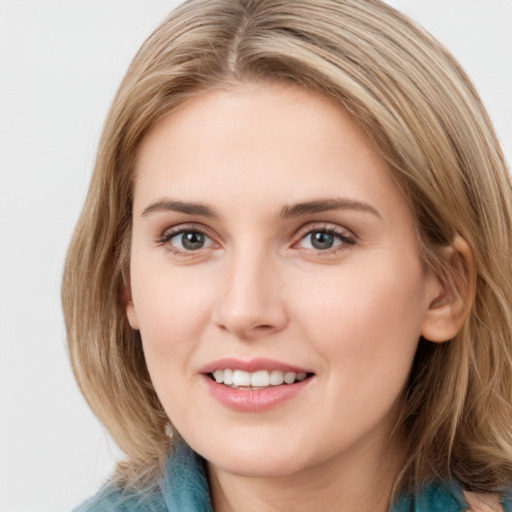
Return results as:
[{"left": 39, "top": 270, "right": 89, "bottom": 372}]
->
[{"left": 62, "top": 0, "right": 512, "bottom": 495}]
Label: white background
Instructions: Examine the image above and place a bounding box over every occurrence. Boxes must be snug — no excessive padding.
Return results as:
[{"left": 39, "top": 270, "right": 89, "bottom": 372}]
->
[{"left": 0, "top": 1, "right": 511, "bottom": 511}]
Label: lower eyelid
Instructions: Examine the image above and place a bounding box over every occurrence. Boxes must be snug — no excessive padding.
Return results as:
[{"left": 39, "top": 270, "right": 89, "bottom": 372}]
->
[{"left": 299, "top": 239, "right": 352, "bottom": 252}]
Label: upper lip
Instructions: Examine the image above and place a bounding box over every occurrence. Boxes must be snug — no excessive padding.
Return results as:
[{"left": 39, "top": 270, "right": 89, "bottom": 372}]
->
[{"left": 199, "top": 357, "right": 312, "bottom": 375}]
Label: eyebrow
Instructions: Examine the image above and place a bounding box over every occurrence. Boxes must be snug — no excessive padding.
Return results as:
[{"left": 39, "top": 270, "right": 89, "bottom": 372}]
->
[
  {"left": 280, "top": 198, "right": 381, "bottom": 219},
  {"left": 141, "top": 199, "right": 219, "bottom": 218},
  {"left": 140, "top": 197, "right": 381, "bottom": 219}
]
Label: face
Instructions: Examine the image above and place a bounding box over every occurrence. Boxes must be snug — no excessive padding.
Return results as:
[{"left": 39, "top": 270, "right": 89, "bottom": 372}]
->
[{"left": 127, "top": 83, "right": 441, "bottom": 480}]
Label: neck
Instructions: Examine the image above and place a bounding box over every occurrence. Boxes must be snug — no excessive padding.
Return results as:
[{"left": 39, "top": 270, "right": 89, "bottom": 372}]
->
[{"left": 207, "top": 429, "right": 404, "bottom": 512}]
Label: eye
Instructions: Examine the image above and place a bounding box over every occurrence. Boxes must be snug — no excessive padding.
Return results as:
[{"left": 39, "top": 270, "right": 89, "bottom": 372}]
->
[
  {"left": 171, "top": 231, "right": 211, "bottom": 251},
  {"left": 296, "top": 227, "right": 355, "bottom": 252},
  {"left": 157, "top": 227, "right": 216, "bottom": 254},
  {"left": 302, "top": 231, "right": 340, "bottom": 250}
]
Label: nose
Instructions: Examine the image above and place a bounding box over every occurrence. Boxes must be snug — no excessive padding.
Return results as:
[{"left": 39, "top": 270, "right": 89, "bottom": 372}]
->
[{"left": 212, "top": 246, "right": 289, "bottom": 339}]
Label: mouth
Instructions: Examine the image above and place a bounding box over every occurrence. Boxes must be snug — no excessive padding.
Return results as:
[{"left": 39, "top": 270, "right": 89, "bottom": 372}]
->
[
  {"left": 208, "top": 369, "right": 313, "bottom": 390},
  {"left": 200, "top": 358, "right": 315, "bottom": 411}
]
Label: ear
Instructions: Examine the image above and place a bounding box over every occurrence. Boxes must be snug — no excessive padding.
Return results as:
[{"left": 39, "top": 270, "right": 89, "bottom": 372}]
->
[
  {"left": 122, "top": 283, "right": 140, "bottom": 330},
  {"left": 421, "top": 235, "right": 474, "bottom": 343}
]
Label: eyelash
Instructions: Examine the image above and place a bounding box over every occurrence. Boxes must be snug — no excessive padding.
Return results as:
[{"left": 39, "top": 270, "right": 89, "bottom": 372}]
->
[
  {"left": 155, "top": 223, "right": 356, "bottom": 257},
  {"left": 294, "top": 223, "right": 356, "bottom": 255},
  {"left": 156, "top": 224, "right": 213, "bottom": 256}
]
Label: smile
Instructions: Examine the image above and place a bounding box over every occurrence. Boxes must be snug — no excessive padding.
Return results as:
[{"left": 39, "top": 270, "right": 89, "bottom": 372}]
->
[
  {"left": 200, "top": 358, "right": 315, "bottom": 411},
  {"left": 211, "top": 369, "right": 308, "bottom": 389}
]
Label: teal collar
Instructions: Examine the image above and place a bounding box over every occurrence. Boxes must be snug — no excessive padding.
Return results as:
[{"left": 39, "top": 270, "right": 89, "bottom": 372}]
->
[
  {"left": 161, "top": 442, "right": 212, "bottom": 512},
  {"left": 164, "top": 444, "right": 466, "bottom": 512},
  {"left": 75, "top": 442, "right": 512, "bottom": 511},
  {"left": 391, "top": 481, "right": 466, "bottom": 512}
]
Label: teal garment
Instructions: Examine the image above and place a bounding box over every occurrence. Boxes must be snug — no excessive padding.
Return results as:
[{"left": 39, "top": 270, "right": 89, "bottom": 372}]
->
[
  {"left": 394, "top": 482, "right": 512, "bottom": 512},
  {"left": 75, "top": 443, "right": 212, "bottom": 512},
  {"left": 75, "top": 443, "right": 512, "bottom": 511}
]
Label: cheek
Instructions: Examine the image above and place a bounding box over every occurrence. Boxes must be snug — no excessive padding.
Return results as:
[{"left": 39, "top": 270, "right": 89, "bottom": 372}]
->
[
  {"left": 129, "top": 262, "right": 214, "bottom": 377},
  {"left": 296, "top": 256, "right": 427, "bottom": 380},
  {"left": 130, "top": 271, "right": 214, "bottom": 426}
]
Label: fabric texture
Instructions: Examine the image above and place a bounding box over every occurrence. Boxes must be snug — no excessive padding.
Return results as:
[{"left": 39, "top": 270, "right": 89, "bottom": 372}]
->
[
  {"left": 74, "top": 443, "right": 211, "bottom": 512},
  {"left": 75, "top": 442, "right": 512, "bottom": 512}
]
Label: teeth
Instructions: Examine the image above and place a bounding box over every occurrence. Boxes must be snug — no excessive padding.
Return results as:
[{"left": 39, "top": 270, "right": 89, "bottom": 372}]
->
[
  {"left": 223, "top": 368, "right": 233, "bottom": 385},
  {"left": 211, "top": 369, "right": 309, "bottom": 388},
  {"left": 232, "top": 370, "right": 251, "bottom": 387},
  {"left": 269, "top": 370, "right": 284, "bottom": 385},
  {"left": 250, "top": 370, "right": 270, "bottom": 387},
  {"left": 284, "top": 372, "right": 296, "bottom": 384}
]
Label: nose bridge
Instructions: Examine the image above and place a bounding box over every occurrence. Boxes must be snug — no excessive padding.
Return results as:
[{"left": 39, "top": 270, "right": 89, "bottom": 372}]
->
[{"left": 214, "top": 239, "right": 287, "bottom": 337}]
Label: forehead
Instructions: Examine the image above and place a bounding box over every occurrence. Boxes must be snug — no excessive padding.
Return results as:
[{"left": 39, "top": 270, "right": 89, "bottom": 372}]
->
[{"left": 133, "top": 82, "right": 408, "bottom": 222}]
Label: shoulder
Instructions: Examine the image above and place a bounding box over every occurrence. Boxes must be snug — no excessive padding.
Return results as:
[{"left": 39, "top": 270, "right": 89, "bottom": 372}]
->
[{"left": 73, "top": 482, "right": 167, "bottom": 512}]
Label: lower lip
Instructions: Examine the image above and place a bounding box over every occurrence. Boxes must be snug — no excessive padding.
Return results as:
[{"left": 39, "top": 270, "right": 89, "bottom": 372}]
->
[{"left": 202, "top": 375, "right": 312, "bottom": 412}]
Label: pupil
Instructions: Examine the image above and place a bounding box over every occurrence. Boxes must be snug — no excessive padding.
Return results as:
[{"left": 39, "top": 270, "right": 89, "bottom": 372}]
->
[
  {"left": 182, "top": 232, "right": 204, "bottom": 250},
  {"left": 311, "top": 231, "right": 334, "bottom": 250}
]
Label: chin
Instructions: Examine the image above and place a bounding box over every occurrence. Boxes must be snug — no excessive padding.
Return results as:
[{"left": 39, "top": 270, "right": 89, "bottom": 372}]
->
[
  {"left": 208, "top": 452, "right": 307, "bottom": 479},
  {"left": 191, "top": 432, "right": 311, "bottom": 478}
]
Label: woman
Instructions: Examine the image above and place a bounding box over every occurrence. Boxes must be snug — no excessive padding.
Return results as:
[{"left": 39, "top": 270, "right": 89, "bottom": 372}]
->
[{"left": 63, "top": 0, "right": 512, "bottom": 510}]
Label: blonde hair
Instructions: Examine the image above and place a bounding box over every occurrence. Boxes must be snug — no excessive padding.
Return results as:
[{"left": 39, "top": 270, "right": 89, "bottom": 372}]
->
[{"left": 62, "top": 0, "right": 512, "bottom": 495}]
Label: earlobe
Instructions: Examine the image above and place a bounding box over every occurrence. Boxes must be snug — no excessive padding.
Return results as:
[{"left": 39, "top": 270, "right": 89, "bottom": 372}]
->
[
  {"left": 122, "top": 285, "right": 140, "bottom": 330},
  {"left": 421, "top": 235, "right": 474, "bottom": 343}
]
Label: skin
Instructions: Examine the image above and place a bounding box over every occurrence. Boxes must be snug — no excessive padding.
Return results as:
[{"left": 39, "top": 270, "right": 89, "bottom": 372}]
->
[{"left": 126, "top": 82, "right": 457, "bottom": 512}]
